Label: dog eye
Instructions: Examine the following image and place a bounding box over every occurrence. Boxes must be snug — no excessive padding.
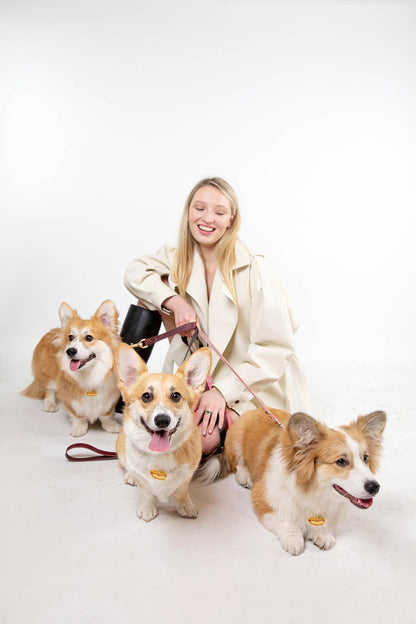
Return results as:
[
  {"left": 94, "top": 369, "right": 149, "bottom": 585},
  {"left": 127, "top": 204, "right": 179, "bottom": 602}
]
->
[
  {"left": 170, "top": 392, "right": 181, "bottom": 403},
  {"left": 141, "top": 392, "right": 153, "bottom": 403},
  {"left": 336, "top": 458, "right": 349, "bottom": 467},
  {"left": 68, "top": 335, "right": 74, "bottom": 342},
  {"left": 363, "top": 454, "right": 369, "bottom": 464},
  {"left": 85, "top": 335, "right": 94, "bottom": 342}
]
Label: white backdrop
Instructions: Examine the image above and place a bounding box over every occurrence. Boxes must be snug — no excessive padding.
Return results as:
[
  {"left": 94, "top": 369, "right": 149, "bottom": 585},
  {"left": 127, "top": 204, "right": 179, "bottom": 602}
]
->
[{"left": 1, "top": 0, "right": 415, "bottom": 381}]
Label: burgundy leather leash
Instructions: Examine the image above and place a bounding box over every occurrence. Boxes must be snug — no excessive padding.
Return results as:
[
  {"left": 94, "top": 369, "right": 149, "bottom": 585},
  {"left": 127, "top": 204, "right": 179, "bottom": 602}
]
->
[
  {"left": 65, "top": 321, "right": 283, "bottom": 462},
  {"left": 65, "top": 443, "right": 117, "bottom": 462},
  {"left": 130, "top": 322, "right": 197, "bottom": 350}
]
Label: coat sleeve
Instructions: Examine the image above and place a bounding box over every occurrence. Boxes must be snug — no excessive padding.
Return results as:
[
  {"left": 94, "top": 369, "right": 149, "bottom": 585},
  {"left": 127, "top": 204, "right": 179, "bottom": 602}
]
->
[
  {"left": 123, "top": 244, "right": 178, "bottom": 311},
  {"left": 212, "top": 255, "right": 298, "bottom": 407}
]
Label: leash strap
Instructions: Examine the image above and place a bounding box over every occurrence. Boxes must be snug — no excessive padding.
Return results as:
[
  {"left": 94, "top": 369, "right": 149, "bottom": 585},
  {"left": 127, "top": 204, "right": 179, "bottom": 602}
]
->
[
  {"left": 65, "top": 443, "right": 118, "bottom": 462},
  {"left": 129, "top": 322, "right": 197, "bottom": 349},
  {"left": 196, "top": 327, "right": 283, "bottom": 427},
  {"left": 137, "top": 321, "right": 282, "bottom": 427}
]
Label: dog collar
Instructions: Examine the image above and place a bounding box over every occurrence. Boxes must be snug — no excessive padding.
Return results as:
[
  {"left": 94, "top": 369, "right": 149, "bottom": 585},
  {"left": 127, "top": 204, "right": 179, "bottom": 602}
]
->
[
  {"left": 308, "top": 515, "right": 325, "bottom": 526},
  {"left": 86, "top": 391, "right": 97, "bottom": 397},
  {"left": 150, "top": 469, "right": 167, "bottom": 481}
]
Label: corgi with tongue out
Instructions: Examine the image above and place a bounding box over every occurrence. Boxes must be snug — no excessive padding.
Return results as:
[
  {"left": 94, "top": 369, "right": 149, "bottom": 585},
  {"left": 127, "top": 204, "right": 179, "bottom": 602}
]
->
[
  {"left": 225, "top": 408, "right": 387, "bottom": 555},
  {"left": 115, "top": 343, "right": 212, "bottom": 522},
  {"left": 22, "top": 300, "right": 121, "bottom": 437}
]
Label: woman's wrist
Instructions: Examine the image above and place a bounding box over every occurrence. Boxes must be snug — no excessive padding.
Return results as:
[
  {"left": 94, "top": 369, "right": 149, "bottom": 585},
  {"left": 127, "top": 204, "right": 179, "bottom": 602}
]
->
[
  {"left": 210, "top": 385, "right": 227, "bottom": 405},
  {"left": 162, "top": 294, "right": 182, "bottom": 313}
]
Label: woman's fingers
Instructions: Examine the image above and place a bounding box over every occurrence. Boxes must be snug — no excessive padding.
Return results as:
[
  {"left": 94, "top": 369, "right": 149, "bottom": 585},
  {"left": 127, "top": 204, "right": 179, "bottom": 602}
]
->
[
  {"left": 201, "top": 409, "right": 214, "bottom": 436},
  {"left": 195, "top": 389, "right": 226, "bottom": 435}
]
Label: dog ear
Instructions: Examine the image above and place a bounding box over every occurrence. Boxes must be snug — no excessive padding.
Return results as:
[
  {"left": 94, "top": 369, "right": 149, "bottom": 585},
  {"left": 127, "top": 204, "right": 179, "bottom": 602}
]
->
[
  {"left": 114, "top": 343, "right": 147, "bottom": 392},
  {"left": 358, "top": 411, "right": 387, "bottom": 440},
  {"left": 94, "top": 300, "right": 119, "bottom": 330},
  {"left": 178, "top": 347, "right": 212, "bottom": 393},
  {"left": 59, "top": 302, "right": 78, "bottom": 327},
  {"left": 288, "top": 412, "right": 323, "bottom": 448},
  {"left": 347, "top": 410, "right": 386, "bottom": 473}
]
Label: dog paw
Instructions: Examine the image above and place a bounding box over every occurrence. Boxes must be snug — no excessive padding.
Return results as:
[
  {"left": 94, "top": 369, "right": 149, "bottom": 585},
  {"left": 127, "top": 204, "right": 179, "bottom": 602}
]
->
[
  {"left": 124, "top": 472, "right": 137, "bottom": 486},
  {"left": 176, "top": 503, "right": 198, "bottom": 519},
  {"left": 101, "top": 419, "right": 122, "bottom": 434},
  {"left": 71, "top": 420, "right": 89, "bottom": 437},
  {"left": 313, "top": 533, "right": 336, "bottom": 551},
  {"left": 44, "top": 398, "right": 58, "bottom": 412},
  {"left": 235, "top": 465, "right": 253, "bottom": 489},
  {"left": 280, "top": 533, "right": 305, "bottom": 556},
  {"left": 137, "top": 506, "right": 158, "bottom": 522}
]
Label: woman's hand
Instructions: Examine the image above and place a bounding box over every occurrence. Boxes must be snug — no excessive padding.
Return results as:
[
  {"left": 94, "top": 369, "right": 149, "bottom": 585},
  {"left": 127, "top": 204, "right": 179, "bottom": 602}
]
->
[
  {"left": 194, "top": 387, "right": 227, "bottom": 435},
  {"left": 162, "top": 294, "right": 199, "bottom": 337}
]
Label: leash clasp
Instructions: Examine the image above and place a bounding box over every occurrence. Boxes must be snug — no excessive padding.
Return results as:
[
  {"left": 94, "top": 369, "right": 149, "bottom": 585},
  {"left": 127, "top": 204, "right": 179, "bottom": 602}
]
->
[
  {"left": 266, "top": 409, "right": 284, "bottom": 428},
  {"left": 130, "top": 339, "right": 148, "bottom": 349}
]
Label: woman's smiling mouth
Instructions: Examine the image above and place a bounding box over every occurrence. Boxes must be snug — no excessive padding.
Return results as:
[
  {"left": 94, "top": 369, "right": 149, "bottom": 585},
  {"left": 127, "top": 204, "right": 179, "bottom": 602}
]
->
[{"left": 198, "top": 225, "right": 215, "bottom": 233}]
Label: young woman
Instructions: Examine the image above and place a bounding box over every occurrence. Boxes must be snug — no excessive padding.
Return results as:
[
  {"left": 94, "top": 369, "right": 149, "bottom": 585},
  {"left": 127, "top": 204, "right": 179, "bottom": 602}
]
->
[{"left": 123, "top": 177, "right": 310, "bottom": 457}]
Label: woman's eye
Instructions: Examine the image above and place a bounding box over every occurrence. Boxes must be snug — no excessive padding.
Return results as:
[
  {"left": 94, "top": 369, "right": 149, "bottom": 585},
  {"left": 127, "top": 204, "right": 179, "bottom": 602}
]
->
[
  {"left": 336, "top": 458, "right": 349, "bottom": 467},
  {"left": 141, "top": 392, "right": 153, "bottom": 403},
  {"left": 85, "top": 335, "right": 94, "bottom": 342},
  {"left": 170, "top": 392, "right": 181, "bottom": 403},
  {"left": 68, "top": 335, "right": 74, "bottom": 342}
]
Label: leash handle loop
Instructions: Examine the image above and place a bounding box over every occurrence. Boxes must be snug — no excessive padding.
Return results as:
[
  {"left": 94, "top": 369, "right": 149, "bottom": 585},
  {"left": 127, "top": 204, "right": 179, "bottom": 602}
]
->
[{"left": 65, "top": 443, "right": 118, "bottom": 462}]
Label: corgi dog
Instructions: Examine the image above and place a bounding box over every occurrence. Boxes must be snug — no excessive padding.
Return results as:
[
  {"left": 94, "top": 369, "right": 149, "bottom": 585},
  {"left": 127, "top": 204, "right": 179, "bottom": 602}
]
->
[
  {"left": 114, "top": 343, "right": 212, "bottom": 522},
  {"left": 225, "top": 408, "right": 386, "bottom": 555},
  {"left": 23, "top": 300, "right": 121, "bottom": 437}
]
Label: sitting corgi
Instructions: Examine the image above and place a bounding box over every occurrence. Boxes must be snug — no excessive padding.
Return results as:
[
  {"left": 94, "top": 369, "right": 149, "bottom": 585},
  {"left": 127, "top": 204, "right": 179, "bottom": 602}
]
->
[
  {"left": 225, "top": 408, "right": 386, "bottom": 555},
  {"left": 115, "top": 344, "right": 211, "bottom": 522},
  {"left": 23, "top": 300, "right": 121, "bottom": 437}
]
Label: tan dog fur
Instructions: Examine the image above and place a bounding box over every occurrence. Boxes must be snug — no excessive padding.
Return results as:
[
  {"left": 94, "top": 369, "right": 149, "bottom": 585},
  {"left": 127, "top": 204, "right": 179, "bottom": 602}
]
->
[
  {"left": 115, "top": 344, "right": 212, "bottom": 521},
  {"left": 225, "top": 408, "right": 386, "bottom": 555},
  {"left": 23, "top": 300, "right": 121, "bottom": 436}
]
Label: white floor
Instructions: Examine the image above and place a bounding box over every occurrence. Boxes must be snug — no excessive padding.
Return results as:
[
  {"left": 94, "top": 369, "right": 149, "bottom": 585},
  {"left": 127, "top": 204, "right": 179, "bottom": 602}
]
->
[{"left": 1, "top": 362, "right": 415, "bottom": 624}]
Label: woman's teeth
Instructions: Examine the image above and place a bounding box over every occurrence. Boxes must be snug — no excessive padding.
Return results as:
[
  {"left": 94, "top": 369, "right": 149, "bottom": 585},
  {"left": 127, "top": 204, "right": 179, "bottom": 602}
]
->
[{"left": 199, "top": 225, "right": 215, "bottom": 232}]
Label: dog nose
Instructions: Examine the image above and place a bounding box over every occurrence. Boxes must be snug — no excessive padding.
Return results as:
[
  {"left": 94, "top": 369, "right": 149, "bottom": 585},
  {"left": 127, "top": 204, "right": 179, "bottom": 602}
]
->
[
  {"left": 365, "top": 480, "right": 380, "bottom": 496},
  {"left": 66, "top": 347, "right": 77, "bottom": 357},
  {"left": 154, "top": 413, "right": 171, "bottom": 429}
]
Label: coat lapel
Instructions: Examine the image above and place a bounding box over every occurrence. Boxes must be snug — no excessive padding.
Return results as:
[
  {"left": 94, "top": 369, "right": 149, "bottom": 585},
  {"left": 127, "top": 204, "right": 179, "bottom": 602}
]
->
[
  {"left": 207, "top": 274, "right": 238, "bottom": 371},
  {"left": 184, "top": 241, "right": 252, "bottom": 372},
  {"left": 185, "top": 247, "right": 208, "bottom": 328}
]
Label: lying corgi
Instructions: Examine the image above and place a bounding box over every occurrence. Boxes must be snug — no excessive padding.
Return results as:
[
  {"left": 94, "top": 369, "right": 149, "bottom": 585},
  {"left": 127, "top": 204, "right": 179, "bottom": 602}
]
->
[
  {"left": 115, "top": 344, "right": 211, "bottom": 522},
  {"left": 23, "top": 300, "right": 121, "bottom": 437},
  {"left": 225, "top": 408, "right": 386, "bottom": 555}
]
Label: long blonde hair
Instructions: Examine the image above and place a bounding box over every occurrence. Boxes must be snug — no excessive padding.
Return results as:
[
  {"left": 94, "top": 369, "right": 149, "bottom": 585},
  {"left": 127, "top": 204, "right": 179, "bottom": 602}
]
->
[{"left": 171, "top": 177, "right": 241, "bottom": 304}]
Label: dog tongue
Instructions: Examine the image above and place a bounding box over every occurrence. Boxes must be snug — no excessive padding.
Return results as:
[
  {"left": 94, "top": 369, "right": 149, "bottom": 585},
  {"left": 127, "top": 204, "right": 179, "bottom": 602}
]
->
[
  {"left": 149, "top": 430, "right": 170, "bottom": 452},
  {"left": 356, "top": 497, "right": 373, "bottom": 509},
  {"left": 70, "top": 360, "right": 82, "bottom": 372}
]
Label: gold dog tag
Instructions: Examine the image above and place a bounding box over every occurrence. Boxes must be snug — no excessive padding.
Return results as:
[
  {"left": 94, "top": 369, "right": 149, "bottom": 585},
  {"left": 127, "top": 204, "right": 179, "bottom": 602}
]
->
[
  {"left": 150, "top": 469, "right": 167, "bottom": 481},
  {"left": 308, "top": 515, "right": 325, "bottom": 526},
  {"left": 86, "top": 391, "right": 97, "bottom": 397}
]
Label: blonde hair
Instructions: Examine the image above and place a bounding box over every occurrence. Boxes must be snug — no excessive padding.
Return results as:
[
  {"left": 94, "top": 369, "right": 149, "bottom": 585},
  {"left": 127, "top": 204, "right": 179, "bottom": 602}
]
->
[{"left": 172, "top": 177, "right": 241, "bottom": 304}]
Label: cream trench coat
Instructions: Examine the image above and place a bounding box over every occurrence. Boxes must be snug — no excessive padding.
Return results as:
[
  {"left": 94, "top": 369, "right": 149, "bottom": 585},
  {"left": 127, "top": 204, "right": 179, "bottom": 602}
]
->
[{"left": 124, "top": 241, "right": 311, "bottom": 415}]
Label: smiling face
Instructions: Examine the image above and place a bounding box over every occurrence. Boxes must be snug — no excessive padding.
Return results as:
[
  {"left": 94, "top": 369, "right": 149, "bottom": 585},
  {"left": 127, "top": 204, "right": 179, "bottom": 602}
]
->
[{"left": 188, "top": 185, "right": 235, "bottom": 250}]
